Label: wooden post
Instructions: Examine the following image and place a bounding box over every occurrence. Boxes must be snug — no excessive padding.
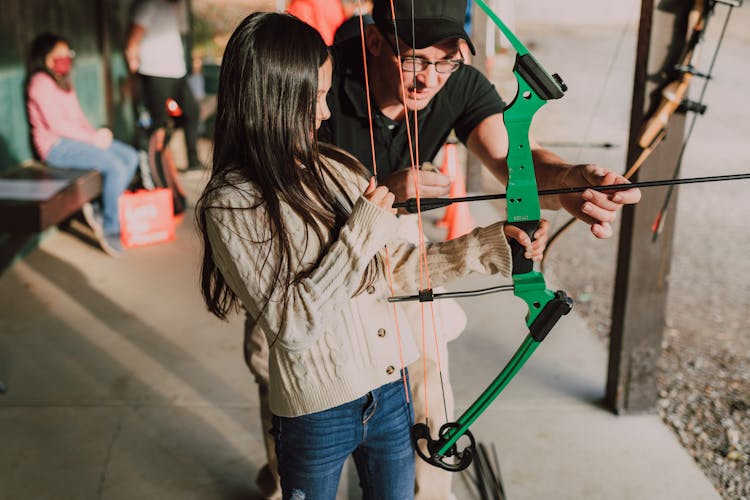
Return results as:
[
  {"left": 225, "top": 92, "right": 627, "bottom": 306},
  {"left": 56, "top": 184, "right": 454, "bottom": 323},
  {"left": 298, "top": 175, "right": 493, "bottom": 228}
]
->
[{"left": 605, "top": 0, "right": 691, "bottom": 413}]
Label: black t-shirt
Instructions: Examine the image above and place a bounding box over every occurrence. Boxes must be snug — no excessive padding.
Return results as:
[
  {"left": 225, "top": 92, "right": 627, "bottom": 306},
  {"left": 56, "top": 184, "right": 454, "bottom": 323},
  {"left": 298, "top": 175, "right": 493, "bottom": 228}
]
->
[{"left": 320, "top": 36, "right": 506, "bottom": 181}]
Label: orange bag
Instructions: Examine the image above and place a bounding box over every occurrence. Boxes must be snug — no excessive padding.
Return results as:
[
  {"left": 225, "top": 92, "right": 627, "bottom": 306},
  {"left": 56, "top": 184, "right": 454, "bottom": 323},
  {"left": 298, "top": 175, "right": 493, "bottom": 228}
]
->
[{"left": 118, "top": 188, "right": 175, "bottom": 248}]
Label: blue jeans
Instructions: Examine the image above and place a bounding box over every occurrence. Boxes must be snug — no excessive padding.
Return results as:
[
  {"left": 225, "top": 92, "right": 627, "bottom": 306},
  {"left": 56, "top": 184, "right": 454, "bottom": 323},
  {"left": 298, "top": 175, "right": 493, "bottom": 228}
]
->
[
  {"left": 46, "top": 138, "right": 138, "bottom": 235},
  {"left": 272, "top": 377, "right": 415, "bottom": 500}
]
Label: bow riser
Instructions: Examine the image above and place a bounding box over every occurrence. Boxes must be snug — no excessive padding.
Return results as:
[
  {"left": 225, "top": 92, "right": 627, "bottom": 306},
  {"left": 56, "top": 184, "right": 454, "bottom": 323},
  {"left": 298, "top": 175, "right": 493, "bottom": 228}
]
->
[{"left": 504, "top": 83, "right": 544, "bottom": 225}]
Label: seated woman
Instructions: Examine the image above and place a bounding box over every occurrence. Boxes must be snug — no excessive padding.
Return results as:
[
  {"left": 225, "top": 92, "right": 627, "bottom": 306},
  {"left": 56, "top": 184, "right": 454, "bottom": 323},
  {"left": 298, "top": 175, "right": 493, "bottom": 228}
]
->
[{"left": 26, "top": 33, "right": 138, "bottom": 256}]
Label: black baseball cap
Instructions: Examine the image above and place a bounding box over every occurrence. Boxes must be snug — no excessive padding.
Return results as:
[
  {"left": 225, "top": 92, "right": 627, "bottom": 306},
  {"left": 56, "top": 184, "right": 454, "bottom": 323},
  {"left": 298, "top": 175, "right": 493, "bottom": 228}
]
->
[{"left": 372, "top": 0, "right": 476, "bottom": 55}]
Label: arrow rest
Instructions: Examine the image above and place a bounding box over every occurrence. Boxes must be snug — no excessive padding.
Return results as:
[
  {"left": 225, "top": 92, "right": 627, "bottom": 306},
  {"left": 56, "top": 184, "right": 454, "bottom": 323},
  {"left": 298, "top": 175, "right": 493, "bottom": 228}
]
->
[{"left": 412, "top": 421, "right": 476, "bottom": 472}]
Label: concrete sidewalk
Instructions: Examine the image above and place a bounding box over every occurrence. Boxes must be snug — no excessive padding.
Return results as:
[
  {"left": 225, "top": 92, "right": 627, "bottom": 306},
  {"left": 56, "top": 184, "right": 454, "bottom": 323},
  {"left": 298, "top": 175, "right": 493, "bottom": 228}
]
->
[{"left": 0, "top": 176, "right": 719, "bottom": 499}]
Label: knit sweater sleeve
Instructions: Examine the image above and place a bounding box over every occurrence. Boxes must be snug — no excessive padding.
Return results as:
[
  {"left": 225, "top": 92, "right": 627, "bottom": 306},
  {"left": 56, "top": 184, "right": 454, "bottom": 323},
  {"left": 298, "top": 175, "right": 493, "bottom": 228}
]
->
[
  {"left": 206, "top": 186, "right": 396, "bottom": 352},
  {"left": 385, "top": 221, "right": 513, "bottom": 294}
]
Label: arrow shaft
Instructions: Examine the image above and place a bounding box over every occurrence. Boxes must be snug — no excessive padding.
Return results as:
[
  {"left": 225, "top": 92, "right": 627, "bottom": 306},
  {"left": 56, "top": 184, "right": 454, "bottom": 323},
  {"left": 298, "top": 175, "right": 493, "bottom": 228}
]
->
[{"left": 394, "top": 173, "right": 750, "bottom": 212}]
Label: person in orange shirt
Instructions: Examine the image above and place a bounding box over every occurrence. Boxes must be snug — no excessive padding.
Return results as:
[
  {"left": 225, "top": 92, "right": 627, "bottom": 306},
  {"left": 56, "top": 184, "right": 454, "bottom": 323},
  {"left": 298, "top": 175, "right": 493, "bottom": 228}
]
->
[{"left": 286, "top": 0, "right": 346, "bottom": 45}]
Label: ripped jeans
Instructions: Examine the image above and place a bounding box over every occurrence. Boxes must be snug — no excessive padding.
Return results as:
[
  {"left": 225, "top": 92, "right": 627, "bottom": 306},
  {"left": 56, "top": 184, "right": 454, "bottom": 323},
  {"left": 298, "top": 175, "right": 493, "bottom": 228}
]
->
[{"left": 272, "top": 377, "right": 415, "bottom": 500}]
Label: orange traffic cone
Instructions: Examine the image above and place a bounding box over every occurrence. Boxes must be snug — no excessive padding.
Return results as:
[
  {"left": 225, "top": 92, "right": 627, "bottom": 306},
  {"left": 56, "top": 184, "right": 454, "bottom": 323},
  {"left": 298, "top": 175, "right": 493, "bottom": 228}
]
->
[
  {"left": 445, "top": 171, "right": 475, "bottom": 240},
  {"left": 435, "top": 140, "right": 474, "bottom": 240}
]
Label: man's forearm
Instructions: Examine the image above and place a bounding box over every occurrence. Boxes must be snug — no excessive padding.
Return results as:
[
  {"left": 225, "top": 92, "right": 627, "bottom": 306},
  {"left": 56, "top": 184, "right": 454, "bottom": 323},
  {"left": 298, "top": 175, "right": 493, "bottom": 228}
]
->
[{"left": 531, "top": 147, "right": 571, "bottom": 210}]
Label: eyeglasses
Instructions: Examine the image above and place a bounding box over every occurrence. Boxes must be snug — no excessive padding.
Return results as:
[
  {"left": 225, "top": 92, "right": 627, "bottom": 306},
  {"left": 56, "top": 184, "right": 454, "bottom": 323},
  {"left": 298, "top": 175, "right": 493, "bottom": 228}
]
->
[
  {"left": 400, "top": 56, "right": 463, "bottom": 74},
  {"left": 382, "top": 35, "right": 464, "bottom": 74}
]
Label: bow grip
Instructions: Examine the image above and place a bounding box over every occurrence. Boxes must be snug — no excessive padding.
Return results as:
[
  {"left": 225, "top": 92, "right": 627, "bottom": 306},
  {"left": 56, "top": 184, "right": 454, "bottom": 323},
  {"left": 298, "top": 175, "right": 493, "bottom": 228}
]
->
[
  {"left": 509, "top": 220, "right": 539, "bottom": 274},
  {"left": 509, "top": 220, "right": 575, "bottom": 342}
]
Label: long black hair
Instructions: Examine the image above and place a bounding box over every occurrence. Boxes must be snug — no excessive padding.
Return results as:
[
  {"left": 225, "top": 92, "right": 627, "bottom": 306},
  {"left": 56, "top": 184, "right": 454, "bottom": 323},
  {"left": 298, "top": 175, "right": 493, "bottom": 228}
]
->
[
  {"left": 197, "top": 12, "right": 373, "bottom": 320},
  {"left": 27, "top": 32, "right": 73, "bottom": 91}
]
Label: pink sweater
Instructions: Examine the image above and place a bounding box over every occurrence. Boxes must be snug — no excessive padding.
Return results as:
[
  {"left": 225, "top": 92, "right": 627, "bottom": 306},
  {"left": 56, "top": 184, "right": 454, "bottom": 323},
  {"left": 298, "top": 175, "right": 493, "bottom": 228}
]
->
[{"left": 26, "top": 72, "right": 97, "bottom": 160}]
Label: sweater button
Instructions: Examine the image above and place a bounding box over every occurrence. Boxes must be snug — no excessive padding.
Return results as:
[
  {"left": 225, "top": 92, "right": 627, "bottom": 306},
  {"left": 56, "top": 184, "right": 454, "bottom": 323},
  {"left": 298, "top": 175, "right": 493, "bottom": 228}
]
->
[
  {"left": 366, "top": 285, "right": 376, "bottom": 294},
  {"left": 377, "top": 328, "right": 386, "bottom": 338},
  {"left": 386, "top": 365, "right": 395, "bottom": 375}
]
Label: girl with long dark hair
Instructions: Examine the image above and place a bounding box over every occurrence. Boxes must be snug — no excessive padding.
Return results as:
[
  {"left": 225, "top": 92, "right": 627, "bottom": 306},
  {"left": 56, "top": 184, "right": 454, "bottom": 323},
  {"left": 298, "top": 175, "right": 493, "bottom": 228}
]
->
[
  {"left": 26, "top": 33, "right": 138, "bottom": 256},
  {"left": 197, "top": 12, "right": 548, "bottom": 499}
]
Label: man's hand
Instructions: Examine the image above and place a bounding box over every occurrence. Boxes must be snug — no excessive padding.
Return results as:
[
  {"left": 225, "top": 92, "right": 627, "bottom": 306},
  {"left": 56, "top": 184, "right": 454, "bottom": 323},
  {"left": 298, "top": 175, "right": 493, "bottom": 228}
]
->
[
  {"left": 382, "top": 168, "right": 451, "bottom": 209},
  {"left": 558, "top": 164, "right": 641, "bottom": 239}
]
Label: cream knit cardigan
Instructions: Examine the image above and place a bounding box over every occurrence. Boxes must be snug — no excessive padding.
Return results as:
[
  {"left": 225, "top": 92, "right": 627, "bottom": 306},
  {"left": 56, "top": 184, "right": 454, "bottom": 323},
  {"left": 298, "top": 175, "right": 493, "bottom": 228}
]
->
[{"left": 204, "top": 155, "right": 513, "bottom": 417}]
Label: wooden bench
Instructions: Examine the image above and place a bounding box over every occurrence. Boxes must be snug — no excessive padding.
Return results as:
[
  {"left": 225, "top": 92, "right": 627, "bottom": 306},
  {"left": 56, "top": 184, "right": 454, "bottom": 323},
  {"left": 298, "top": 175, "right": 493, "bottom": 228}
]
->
[{"left": 0, "top": 162, "right": 102, "bottom": 272}]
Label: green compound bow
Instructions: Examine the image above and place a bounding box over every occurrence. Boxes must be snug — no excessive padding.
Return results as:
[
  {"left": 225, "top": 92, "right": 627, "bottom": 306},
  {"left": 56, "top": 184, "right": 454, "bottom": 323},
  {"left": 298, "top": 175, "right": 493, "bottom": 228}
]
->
[{"left": 391, "top": 0, "right": 573, "bottom": 471}]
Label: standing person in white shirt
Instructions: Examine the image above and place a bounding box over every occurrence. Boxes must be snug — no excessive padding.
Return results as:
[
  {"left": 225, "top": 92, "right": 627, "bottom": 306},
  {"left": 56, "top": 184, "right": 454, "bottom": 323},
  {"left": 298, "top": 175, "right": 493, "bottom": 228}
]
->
[{"left": 125, "top": 0, "right": 203, "bottom": 170}]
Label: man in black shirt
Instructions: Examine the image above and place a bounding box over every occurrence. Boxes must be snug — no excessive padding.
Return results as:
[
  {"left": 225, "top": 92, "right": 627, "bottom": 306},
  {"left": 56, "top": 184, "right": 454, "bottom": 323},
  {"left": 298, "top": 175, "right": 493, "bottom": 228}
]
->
[
  {"left": 321, "top": 0, "right": 640, "bottom": 236},
  {"left": 322, "top": 1, "right": 638, "bottom": 498}
]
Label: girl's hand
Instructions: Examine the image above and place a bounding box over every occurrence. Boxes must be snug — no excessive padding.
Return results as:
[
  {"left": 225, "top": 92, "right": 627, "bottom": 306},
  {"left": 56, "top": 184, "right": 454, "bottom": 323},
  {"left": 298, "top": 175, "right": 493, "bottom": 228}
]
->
[
  {"left": 503, "top": 219, "right": 550, "bottom": 262},
  {"left": 363, "top": 177, "right": 397, "bottom": 215}
]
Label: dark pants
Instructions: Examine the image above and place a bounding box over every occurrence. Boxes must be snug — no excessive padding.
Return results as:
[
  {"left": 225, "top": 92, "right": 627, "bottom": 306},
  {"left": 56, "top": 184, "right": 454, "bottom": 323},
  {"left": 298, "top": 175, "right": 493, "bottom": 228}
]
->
[{"left": 138, "top": 74, "right": 200, "bottom": 166}]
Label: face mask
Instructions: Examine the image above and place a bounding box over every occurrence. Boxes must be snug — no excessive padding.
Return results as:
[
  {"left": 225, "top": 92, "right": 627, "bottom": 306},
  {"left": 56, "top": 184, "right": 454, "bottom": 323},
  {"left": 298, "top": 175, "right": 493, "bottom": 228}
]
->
[{"left": 52, "top": 56, "right": 73, "bottom": 75}]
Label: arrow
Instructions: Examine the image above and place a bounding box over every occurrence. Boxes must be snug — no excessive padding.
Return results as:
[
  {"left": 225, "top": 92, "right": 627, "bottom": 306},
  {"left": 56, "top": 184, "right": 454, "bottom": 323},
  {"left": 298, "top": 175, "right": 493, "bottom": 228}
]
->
[{"left": 394, "top": 173, "right": 750, "bottom": 213}]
